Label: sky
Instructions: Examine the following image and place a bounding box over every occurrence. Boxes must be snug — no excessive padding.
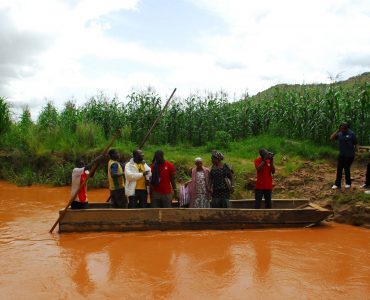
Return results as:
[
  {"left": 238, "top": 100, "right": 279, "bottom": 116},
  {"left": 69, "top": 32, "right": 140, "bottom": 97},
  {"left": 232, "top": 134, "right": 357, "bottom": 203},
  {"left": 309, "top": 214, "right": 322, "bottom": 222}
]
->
[{"left": 1, "top": 0, "right": 369, "bottom": 118}]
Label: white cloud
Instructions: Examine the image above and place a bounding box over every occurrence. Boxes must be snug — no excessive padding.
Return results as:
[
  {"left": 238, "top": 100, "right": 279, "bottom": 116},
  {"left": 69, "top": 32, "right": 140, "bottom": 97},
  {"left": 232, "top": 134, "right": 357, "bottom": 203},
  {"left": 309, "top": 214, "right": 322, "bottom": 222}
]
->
[
  {"left": 192, "top": 0, "right": 370, "bottom": 85},
  {"left": 0, "top": 0, "right": 369, "bottom": 118}
]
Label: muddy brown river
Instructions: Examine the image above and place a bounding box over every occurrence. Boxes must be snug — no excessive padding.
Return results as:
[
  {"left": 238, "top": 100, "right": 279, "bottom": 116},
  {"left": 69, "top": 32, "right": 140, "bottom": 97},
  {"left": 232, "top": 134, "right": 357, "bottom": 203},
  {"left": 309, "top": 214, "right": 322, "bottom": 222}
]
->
[{"left": 0, "top": 181, "right": 369, "bottom": 299}]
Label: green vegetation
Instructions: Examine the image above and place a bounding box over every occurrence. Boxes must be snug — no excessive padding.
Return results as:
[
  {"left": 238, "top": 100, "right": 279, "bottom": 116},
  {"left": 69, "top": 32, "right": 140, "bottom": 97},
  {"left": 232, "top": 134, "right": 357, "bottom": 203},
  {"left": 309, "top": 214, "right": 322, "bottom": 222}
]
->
[{"left": 0, "top": 73, "right": 369, "bottom": 188}]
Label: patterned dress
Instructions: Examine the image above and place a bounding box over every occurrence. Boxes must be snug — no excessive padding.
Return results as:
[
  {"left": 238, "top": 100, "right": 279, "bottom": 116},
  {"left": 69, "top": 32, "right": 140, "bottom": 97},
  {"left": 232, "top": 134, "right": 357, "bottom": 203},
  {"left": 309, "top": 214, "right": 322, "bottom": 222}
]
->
[
  {"left": 210, "top": 164, "right": 231, "bottom": 198},
  {"left": 194, "top": 171, "right": 210, "bottom": 208}
]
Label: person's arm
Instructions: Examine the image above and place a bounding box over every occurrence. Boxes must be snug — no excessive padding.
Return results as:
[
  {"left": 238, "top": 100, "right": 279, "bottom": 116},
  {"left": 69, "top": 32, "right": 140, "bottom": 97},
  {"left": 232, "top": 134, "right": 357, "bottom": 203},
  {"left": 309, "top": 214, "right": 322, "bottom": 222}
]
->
[
  {"left": 170, "top": 175, "right": 176, "bottom": 191},
  {"left": 256, "top": 159, "right": 266, "bottom": 172},
  {"left": 330, "top": 129, "right": 339, "bottom": 141},
  {"left": 353, "top": 134, "right": 359, "bottom": 154},
  {"left": 144, "top": 163, "right": 152, "bottom": 179},
  {"left": 125, "top": 163, "right": 147, "bottom": 181},
  {"left": 270, "top": 157, "right": 276, "bottom": 174},
  {"left": 169, "top": 163, "right": 177, "bottom": 196},
  {"left": 208, "top": 169, "right": 213, "bottom": 192},
  {"left": 111, "top": 162, "right": 124, "bottom": 178},
  {"left": 224, "top": 165, "right": 234, "bottom": 184},
  {"left": 229, "top": 169, "right": 235, "bottom": 191}
]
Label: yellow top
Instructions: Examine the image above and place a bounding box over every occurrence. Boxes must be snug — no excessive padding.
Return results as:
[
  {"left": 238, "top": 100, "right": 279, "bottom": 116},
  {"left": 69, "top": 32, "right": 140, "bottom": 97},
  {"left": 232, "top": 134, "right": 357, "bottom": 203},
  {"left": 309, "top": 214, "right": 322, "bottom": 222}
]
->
[
  {"left": 108, "top": 159, "right": 124, "bottom": 191},
  {"left": 135, "top": 163, "right": 146, "bottom": 190}
]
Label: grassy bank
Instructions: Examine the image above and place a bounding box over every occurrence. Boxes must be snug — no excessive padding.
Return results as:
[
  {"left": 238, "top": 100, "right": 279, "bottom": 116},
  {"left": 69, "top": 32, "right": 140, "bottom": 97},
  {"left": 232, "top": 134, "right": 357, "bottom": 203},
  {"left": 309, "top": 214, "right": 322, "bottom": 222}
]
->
[{"left": 0, "top": 134, "right": 337, "bottom": 189}]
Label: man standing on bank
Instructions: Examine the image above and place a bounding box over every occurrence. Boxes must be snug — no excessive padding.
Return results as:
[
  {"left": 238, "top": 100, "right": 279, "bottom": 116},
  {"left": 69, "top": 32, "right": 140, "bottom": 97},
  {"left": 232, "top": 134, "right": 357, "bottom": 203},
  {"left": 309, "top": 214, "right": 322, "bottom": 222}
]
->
[
  {"left": 330, "top": 123, "right": 359, "bottom": 189},
  {"left": 125, "top": 149, "right": 151, "bottom": 208},
  {"left": 108, "top": 149, "right": 127, "bottom": 208},
  {"left": 150, "top": 150, "right": 176, "bottom": 208},
  {"left": 254, "top": 149, "right": 275, "bottom": 209}
]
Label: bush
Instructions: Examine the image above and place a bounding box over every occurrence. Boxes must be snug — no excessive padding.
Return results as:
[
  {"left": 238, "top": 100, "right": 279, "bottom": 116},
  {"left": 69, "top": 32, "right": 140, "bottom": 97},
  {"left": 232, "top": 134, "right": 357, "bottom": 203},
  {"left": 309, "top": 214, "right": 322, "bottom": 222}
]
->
[{"left": 75, "top": 122, "right": 106, "bottom": 149}]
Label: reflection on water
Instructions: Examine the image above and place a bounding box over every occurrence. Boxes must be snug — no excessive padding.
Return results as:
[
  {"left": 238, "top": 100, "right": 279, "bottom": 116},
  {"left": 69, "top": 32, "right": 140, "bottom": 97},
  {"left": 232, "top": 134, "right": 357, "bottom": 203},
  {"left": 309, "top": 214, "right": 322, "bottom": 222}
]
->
[{"left": 0, "top": 181, "right": 369, "bottom": 299}]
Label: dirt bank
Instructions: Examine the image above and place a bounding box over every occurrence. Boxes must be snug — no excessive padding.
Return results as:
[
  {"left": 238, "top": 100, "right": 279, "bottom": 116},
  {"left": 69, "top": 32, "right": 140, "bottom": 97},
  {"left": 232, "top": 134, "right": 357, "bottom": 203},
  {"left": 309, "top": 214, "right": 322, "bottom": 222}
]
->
[{"left": 267, "top": 160, "right": 370, "bottom": 228}]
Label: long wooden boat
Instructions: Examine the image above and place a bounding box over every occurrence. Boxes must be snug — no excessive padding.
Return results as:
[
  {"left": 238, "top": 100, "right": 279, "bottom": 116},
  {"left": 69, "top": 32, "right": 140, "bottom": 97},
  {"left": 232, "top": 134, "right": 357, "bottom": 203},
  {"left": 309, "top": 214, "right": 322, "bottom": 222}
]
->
[{"left": 58, "top": 199, "right": 333, "bottom": 232}]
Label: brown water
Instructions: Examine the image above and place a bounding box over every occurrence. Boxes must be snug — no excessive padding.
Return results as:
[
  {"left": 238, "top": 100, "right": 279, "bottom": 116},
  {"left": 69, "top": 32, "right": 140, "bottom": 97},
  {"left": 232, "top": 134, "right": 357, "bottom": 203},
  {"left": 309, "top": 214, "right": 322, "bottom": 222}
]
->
[{"left": 0, "top": 181, "right": 369, "bottom": 300}]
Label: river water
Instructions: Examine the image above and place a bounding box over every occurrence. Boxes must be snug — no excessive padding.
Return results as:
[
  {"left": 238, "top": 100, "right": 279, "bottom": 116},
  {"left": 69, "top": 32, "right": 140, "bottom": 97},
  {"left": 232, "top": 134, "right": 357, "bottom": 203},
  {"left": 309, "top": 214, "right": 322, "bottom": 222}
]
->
[{"left": 0, "top": 181, "right": 369, "bottom": 300}]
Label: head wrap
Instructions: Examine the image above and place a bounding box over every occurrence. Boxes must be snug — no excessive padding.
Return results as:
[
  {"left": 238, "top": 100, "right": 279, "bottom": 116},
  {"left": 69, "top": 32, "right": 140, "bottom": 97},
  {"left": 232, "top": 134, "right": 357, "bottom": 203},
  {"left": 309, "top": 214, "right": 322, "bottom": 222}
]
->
[
  {"left": 211, "top": 150, "right": 224, "bottom": 161},
  {"left": 195, "top": 157, "right": 202, "bottom": 162}
]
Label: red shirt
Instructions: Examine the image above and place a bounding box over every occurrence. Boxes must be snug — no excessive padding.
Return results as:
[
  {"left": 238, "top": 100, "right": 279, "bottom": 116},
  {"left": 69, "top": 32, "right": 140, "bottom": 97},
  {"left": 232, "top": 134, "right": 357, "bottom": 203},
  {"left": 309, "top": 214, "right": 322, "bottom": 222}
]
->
[
  {"left": 71, "top": 167, "right": 88, "bottom": 202},
  {"left": 78, "top": 171, "right": 88, "bottom": 202},
  {"left": 151, "top": 161, "right": 175, "bottom": 194},
  {"left": 255, "top": 157, "right": 273, "bottom": 190}
]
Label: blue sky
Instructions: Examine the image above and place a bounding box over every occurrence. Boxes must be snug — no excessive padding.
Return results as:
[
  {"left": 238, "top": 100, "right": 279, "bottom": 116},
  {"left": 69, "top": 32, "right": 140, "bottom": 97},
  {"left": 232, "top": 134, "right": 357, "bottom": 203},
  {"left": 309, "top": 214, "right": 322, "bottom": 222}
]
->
[
  {"left": 103, "top": 0, "right": 226, "bottom": 51},
  {"left": 0, "top": 0, "right": 369, "bottom": 118}
]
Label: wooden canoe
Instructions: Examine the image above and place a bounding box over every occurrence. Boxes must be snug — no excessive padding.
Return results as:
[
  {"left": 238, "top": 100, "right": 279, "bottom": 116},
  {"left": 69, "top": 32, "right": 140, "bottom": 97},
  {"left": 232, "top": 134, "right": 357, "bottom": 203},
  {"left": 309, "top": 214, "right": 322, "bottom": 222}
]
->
[{"left": 58, "top": 199, "right": 333, "bottom": 232}]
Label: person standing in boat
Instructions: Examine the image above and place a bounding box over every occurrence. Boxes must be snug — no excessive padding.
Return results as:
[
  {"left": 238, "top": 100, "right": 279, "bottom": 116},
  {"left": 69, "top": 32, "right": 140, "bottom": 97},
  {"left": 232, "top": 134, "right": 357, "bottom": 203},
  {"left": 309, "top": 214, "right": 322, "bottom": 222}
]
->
[
  {"left": 209, "top": 151, "right": 234, "bottom": 208},
  {"left": 254, "top": 148, "right": 275, "bottom": 209},
  {"left": 108, "top": 149, "right": 127, "bottom": 208},
  {"left": 330, "top": 122, "right": 359, "bottom": 189},
  {"left": 150, "top": 150, "right": 176, "bottom": 208},
  {"left": 70, "top": 155, "right": 104, "bottom": 209},
  {"left": 124, "top": 149, "right": 151, "bottom": 208},
  {"left": 186, "top": 157, "right": 211, "bottom": 208}
]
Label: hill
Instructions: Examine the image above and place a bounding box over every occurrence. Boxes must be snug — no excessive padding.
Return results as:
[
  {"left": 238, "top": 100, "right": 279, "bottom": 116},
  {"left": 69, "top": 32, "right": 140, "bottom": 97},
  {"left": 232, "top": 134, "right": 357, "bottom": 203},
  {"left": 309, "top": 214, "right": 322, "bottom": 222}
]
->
[{"left": 247, "top": 72, "right": 370, "bottom": 102}]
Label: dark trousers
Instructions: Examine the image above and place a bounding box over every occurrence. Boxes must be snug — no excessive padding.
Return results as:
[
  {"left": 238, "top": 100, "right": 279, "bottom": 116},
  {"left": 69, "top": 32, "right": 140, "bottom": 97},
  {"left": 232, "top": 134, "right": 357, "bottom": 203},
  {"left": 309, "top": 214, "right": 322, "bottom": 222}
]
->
[
  {"left": 128, "top": 189, "right": 148, "bottom": 208},
  {"left": 255, "top": 190, "right": 272, "bottom": 209},
  {"left": 335, "top": 156, "right": 354, "bottom": 187},
  {"left": 71, "top": 201, "right": 88, "bottom": 209},
  {"left": 365, "top": 163, "right": 370, "bottom": 186},
  {"left": 151, "top": 191, "right": 172, "bottom": 208},
  {"left": 211, "top": 197, "right": 230, "bottom": 208},
  {"left": 110, "top": 188, "right": 127, "bottom": 208}
]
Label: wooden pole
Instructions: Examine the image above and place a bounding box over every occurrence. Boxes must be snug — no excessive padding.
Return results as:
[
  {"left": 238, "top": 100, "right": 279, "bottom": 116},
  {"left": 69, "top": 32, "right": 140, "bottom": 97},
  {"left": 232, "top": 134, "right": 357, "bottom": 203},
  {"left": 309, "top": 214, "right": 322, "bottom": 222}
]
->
[
  {"left": 49, "top": 129, "right": 121, "bottom": 233},
  {"left": 138, "top": 88, "right": 177, "bottom": 149}
]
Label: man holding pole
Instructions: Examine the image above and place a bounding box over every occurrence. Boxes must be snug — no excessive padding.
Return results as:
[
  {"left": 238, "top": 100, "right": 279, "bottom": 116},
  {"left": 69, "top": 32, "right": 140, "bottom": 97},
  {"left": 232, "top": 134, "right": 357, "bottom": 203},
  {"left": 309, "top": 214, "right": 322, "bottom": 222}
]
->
[
  {"left": 108, "top": 149, "right": 127, "bottom": 208},
  {"left": 71, "top": 155, "right": 104, "bottom": 209},
  {"left": 125, "top": 149, "right": 151, "bottom": 208}
]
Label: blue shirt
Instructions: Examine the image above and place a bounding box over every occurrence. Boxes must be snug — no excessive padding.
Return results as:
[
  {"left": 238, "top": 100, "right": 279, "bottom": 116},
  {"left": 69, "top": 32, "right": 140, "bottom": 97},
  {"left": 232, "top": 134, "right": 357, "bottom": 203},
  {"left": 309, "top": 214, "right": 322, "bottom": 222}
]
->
[{"left": 335, "top": 130, "right": 357, "bottom": 157}]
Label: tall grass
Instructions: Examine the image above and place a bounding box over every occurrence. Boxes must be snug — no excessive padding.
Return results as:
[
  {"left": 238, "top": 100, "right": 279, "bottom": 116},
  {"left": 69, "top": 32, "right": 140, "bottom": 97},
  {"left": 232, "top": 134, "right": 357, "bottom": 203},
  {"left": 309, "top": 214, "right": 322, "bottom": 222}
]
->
[
  {"left": 3, "top": 81, "right": 368, "bottom": 150},
  {"left": 0, "top": 97, "right": 11, "bottom": 136},
  {"left": 0, "top": 79, "right": 369, "bottom": 186}
]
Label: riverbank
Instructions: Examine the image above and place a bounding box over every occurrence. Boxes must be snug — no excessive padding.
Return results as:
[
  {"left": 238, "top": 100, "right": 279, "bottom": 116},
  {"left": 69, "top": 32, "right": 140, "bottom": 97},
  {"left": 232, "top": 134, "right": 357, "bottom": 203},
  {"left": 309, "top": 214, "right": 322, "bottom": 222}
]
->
[{"left": 0, "top": 134, "right": 369, "bottom": 228}]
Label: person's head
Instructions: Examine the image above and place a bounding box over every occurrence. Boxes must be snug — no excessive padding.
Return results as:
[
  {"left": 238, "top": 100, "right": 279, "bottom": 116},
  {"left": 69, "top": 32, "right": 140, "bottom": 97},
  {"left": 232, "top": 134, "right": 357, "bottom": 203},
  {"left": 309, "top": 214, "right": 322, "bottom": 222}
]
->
[
  {"left": 259, "top": 148, "right": 268, "bottom": 159},
  {"left": 339, "top": 122, "right": 349, "bottom": 132},
  {"left": 153, "top": 150, "right": 164, "bottom": 164},
  {"left": 195, "top": 157, "right": 203, "bottom": 169},
  {"left": 211, "top": 150, "right": 224, "bottom": 165},
  {"left": 108, "top": 148, "right": 120, "bottom": 160},
  {"left": 133, "top": 149, "right": 144, "bottom": 163},
  {"left": 75, "top": 158, "right": 85, "bottom": 168}
]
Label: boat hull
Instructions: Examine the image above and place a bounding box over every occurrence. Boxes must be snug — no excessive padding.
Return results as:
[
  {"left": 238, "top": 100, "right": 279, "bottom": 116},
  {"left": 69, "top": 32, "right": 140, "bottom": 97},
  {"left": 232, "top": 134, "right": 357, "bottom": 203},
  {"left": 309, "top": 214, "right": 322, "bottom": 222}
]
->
[{"left": 58, "top": 200, "right": 332, "bottom": 232}]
